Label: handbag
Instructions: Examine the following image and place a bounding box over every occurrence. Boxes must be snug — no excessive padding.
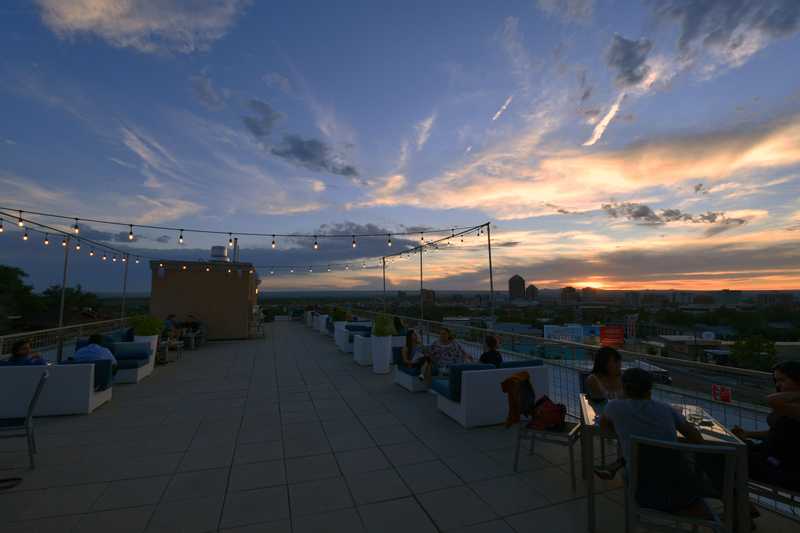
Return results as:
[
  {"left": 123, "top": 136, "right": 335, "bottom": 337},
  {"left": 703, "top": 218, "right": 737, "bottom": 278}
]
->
[{"left": 529, "top": 395, "right": 566, "bottom": 430}]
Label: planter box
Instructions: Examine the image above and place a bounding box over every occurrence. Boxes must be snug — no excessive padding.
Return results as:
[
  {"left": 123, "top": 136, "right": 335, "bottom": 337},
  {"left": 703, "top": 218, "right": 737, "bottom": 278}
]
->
[
  {"left": 371, "top": 335, "right": 392, "bottom": 374},
  {"left": 134, "top": 335, "right": 159, "bottom": 360},
  {"left": 353, "top": 335, "right": 372, "bottom": 366},
  {"left": 334, "top": 322, "right": 348, "bottom": 351}
]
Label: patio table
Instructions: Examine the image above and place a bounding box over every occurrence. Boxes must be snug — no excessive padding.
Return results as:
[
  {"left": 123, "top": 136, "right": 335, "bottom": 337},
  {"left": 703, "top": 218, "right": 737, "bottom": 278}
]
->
[{"left": 579, "top": 393, "right": 750, "bottom": 532}]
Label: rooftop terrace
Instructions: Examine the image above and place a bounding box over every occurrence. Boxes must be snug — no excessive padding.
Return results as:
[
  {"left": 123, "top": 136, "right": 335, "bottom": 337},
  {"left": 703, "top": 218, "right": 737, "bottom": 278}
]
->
[{"left": 1, "top": 321, "right": 797, "bottom": 532}]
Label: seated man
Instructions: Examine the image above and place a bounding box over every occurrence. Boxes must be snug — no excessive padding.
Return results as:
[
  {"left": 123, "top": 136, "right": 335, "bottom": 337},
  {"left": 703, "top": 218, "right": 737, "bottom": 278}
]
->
[
  {"left": 73, "top": 334, "right": 118, "bottom": 374},
  {"left": 6, "top": 339, "right": 47, "bottom": 365},
  {"left": 600, "top": 368, "right": 708, "bottom": 515}
]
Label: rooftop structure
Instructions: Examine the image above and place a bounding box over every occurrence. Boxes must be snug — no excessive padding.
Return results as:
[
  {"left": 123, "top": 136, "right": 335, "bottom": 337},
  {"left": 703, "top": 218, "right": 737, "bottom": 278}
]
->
[{"left": 508, "top": 275, "right": 525, "bottom": 300}]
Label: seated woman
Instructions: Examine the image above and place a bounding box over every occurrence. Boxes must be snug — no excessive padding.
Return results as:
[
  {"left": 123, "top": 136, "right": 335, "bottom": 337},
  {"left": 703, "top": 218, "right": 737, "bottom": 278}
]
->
[
  {"left": 425, "top": 328, "right": 473, "bottom": 373},
  {"left": 401, "top": 330, "right": 423, "bottom": 367},
  {"left": 479, "top": 335, "right": 503, "bottom": 368},
  {"left": 733, "top": 361, "right": 800, "bottom": 492},
  {"left": 6, "top": 339, "right": 47, "bottom": 365},
  {"left": 585, "top": 346, "right": 623, "bottom": 401}
]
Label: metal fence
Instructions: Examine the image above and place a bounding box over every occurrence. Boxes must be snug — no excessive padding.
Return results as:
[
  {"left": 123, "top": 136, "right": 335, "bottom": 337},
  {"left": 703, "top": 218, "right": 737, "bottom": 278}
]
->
[{"left": 0, "top": 318, "right": 133, "bottom": 362}]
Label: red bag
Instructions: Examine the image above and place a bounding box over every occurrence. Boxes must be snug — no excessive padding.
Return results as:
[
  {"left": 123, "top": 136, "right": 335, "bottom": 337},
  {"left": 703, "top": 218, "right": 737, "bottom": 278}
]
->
[{"left": 528, "top": 395, "right": 566, "bottom": 430}]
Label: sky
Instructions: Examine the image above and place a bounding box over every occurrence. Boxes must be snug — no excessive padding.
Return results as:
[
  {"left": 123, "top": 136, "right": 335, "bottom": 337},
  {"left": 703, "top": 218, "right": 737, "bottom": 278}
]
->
[{"left": 1, "top": 0, "right": 800, "bottom": 294}]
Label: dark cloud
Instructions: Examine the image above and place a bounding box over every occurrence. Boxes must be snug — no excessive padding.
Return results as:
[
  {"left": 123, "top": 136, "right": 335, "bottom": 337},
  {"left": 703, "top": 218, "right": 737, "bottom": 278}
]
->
[
  {"left": 602, "top": 202, "right": 747, "bottom": 235},
  {"left": 607, "top": 34, "right": 652, "bottom": 87},
  {"left": 578, "top": 69, "right": 593, "bottom": 102},
  {"left": 654, "top": 0, "right": 800, "bottom": 58},
  {"left": 270, "top": 135, "right": 358, "bottom": 177},
  {"left": 190, "top": 72, "right": 225, "bottom": 110},
  {"left": 242, "top": 99, "right": 283, "bottom": 140},
  {"left": 156, "top": 235, "right": 171, "bottom": 243}
]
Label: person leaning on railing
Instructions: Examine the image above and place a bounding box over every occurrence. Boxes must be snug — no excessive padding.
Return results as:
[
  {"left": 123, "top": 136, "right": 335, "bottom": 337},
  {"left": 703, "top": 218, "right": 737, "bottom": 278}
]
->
[
  {"left": 5, "top": 339, "right": 47, "bottom": 366},
  {"left": 732, "top": 360, "right": 800, "bottom": 492}
]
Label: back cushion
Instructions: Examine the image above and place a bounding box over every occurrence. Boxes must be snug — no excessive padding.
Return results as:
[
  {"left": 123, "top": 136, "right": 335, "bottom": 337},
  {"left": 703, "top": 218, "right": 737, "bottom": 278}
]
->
[{"left": 449, "top": 364, "right": 494, "bottom": 402}]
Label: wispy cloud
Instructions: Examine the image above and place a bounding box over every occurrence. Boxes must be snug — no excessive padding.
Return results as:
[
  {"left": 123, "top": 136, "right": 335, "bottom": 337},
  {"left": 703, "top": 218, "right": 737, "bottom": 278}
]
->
[
  {"left": 35, "top": 0, "right": 249, "bottom": 54},
  {"left": 492, "top": 95, "right": 513, "bottom": 121},
  {"left": 583, "top": 92, "right": 624, "bottom": 146},
  {"left": 271, "top": 135, "right": 358, "bottom": 177},
  {"left": 190, "top": 71, "right": 226, "bottom": 110},
  {"left": 536, "top": 0, "right": 594, "bottom": 22},
  {"left": 415, "top": 112, "right": 437, "bottom": 150}
]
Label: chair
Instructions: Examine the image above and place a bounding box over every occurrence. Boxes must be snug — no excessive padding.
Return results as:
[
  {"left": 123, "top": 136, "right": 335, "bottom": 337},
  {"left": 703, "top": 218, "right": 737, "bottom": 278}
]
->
[
  {"left": 748, "top": 480, "right": 800, "bottom": 523},
  {"left": 625, "top": 436, "right": 737, "bottom": 533},
  {"left": 514, "top": 414, "right": 580, "bottom": 490},
  {"left": 0, "top": 370, "right": 48, "bottom": 469}
]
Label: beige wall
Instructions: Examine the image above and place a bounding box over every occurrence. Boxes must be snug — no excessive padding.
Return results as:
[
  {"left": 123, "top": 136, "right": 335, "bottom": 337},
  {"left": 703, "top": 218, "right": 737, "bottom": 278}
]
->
[{"left": 150, "top": 263, "right": 258, "bottom": 340}]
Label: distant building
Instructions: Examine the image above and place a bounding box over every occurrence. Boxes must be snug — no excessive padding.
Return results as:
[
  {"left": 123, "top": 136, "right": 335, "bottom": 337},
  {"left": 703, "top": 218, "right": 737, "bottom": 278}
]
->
[
  {"left": 544, "top": 324, "right": 584, "bottom": 343},
  {"left": 581, "top": 287, "right": 596, "bottom": 301},
  {"left": 525, "top": 284, "right": 538, "bottom": 301},
  {"left": 508, "top": 275, "right": 525, "bottom": 300},
  {"left": 624, "top": 291, "right": 641, "bottom": 308},
  {"left": 560, "top": 286, "right": 579, "bottom": 304},
  {"left": 757, "top": 292, "right": 794, "bottom": 307}
]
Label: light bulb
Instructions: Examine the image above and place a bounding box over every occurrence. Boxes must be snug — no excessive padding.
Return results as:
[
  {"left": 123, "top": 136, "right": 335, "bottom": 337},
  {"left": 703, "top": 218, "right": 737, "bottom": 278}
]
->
[
  {"left": 420, "top": 232, "right": 425, "bottom": 242},
  {"left": 73, "top": 219, "right": 79, "bottom": 234},
  {"left": 290, "top": 269, "right": 294, "bottom": 273},
  {"left": 158, "top": 262, "right": 163, "bottom": 268},
  {"left": 271, "top": 235, "right": 276, "bottom": 249},
  {"left": 22, "top": 231, "right": 29, "bottom": 241},
  {"left": 178, "top": 230, "right": 184, "bottom": 244},
  {"left": 121, "top": 255, "right": 126, "bottom": 262},
  {"left": 227, "top": 268, "right": 231, "bottom": 273},
  {"left": 135, "top": 257, "right": 140, "bottom": 264},
  {"left": 0, "top": 218, "right": 4, "bottom": 232},
  {"left": 182, "top": 265, "right": 187, "bottom": 271},
  {"left": 228, "top": 233, "right": 233, "bottom": 247},
  {"left": 313, "top": 236, "right": 318, "bottom": 250},
  {"left": 102, "top": 254, "right": 108, "bottom": 261},
  {"left": 269, "top": 271, "right": 274, "bottom": 275},
  {"left": 44, "top": 234, "right": 50, "bottom": 245},
  {"left": 112, "top": 255, "right": 117, "bottom": 262},
  {"left": 18, "top": 211, "right": 24, "bottom": 227},
  {"left": 345, "top": 264, "right": 350, "bottom": 270},
  {"left": 249, "top": 269, "right": 254, "bottom": 274},
  {"left": 351, "top": 235, "right": 357, "bottom": 248},
  {"left": 75, "top": 241, "right": 80, "bottom": 251},
  {"left": 308, "top": 267, "right": 312, "bottom": 273},
  {"left": 387, "top": 234, "right": 392, "bottom": 247},
  {"left": 205, "top": 266, "right": 211, "bottom": 272},
  {"left": 327, "top": 266, "right": 331, "bottom": 272},
  {"left": 90, "top": 249, "right": 95, "bottom": 257},
  {"left": 128, "top": 225, "right": 134, "bottom": 240}
]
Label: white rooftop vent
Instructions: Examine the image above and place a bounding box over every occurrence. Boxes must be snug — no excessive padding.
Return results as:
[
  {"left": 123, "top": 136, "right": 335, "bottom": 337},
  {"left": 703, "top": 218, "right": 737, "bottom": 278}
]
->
[{"left": 210, "top": 246, "right": 230, "bottom": 262}]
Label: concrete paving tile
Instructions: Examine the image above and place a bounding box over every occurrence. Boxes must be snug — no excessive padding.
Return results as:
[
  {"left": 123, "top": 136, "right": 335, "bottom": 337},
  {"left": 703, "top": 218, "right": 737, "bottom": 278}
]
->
[
  {"left": 335, "top": 447, "right": 390, "bottom": 475},
  {"left": 162, "top": 468, "right": 229, "bottom": 502},
  {"left": 344, "top": 468, "right": 410, "bottom": 505},
  {"left": 73, "top": 506, "right": 155, "bottom": 533},
  {"left": 417, "top": 485, "right": 497, "bottom": 530},
  {"left": 220, "top": 486, "right": 290, "bottom": 529},
  {"left": 288, "top": 477, "right": 353, "bottom": 517},
  {"left": 92, "top": 476, "right": 170, "bottom": 511},
  {"left": 146, "top": 495, "right": 223, "bottom": 533},
  {"left": 229, "top": 460, "right": 286, "bottom": 491},
  {"left": 396, "top": 460, "right": 464, "bottom": 494},
  {"left": 358, "top": 497, "right": 437, "bottom": 533},
  {"left": 285, "top": 453, "right": 340, "bottom": 484},
  {"left": 292, "top": 508, "right": 365, "bottom": 533}
]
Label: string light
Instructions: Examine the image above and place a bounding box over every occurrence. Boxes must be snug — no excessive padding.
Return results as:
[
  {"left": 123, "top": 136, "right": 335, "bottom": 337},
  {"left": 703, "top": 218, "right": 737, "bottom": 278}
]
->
[
  {"left": 102, "top": 253, "right": 108, "bottom": 261},
  {"left": 182, "top": 265, "right": 188, "bottom": 271},
  {"left": 112, "top": 255, "right": 117, "bottom": 262},
  {"left": 128, "top": 225, "right": 134, "bottom": 241},
  {"left": 18, "top": 211, "right": 24, "bottom": 227},
  {"left": 228, "top": 233, "right": 233, "bottom": 247},
  {"left": 387, "top": 234, "right": 392, "bottom": 247},
  {"left": 327, "top": 266, "right": 331, "bottom": 272},
  {"left": 0, "top": 218, "right": 4, "bottom": 232},
  {"left": 313, "top": 236, "right": 319, "bottom": 250},
  {"left": 90, "top": 249, "right": 95, "bottom": 257},
  {"left": 227, "top": 268, "right": 232, "bottom": 274},
  {"left": 345, "top": 264, "right": 350, "bottom": 270},
  {"left": 420, "top": 232, "right": 425, "bottom": 242},
  {"left": 135, "top": 257, "right": 140, "bottom": 264},
  {"left": 178, "top": 229, "right": 184, "bottom": 244},
  {"left": 43, "top": 234, "right": 50, "bottom": 245},
  {"left": 158, "top": 262, "right": 163, "bottom": 268},
  {"left": 73, "top": 218, "right": 80, "bottom": 234},
  {"left": 205, "top": 266, "right": 211, "bottom": 272},
  {"left": 269, "top": 270, "right": 274, "bottom": 275},
  {"left": 121, "top": 255, "right": 126, "bottom": 262},
  {"left": 361, "top": 262, "right": 366, "bottom": 269},
  {"left": 290, "top": 268, "right": 294, "bottom": 273},
  {"left": 271, "top": 235, "right": 276, "bottom": 249},
  {"left": 22, "top": 230, "right": 29, "bottom": 241},
  {"left": 351, "top": 235, "right": 357, "bottom": 248},
  {"left": 75, "top": 241, "right": 81, "bottom": 251},
  {"left": 249, "top": 269, "right": 254, "bottom": 274},
  {"left": 308, "top": 267, "right": 313, "bottom": 273}
]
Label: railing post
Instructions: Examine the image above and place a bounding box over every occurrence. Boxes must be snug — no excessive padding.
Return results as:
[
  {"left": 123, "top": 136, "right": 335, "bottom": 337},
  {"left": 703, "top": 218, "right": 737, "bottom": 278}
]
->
[
  {"left": 120, "top": 253, "right": 130, "bottom": 319},
  {"left": 382, "top": 256, "right": 387, "bottom": 312},
  {"left": 56, "top": 235, "right": 71, "bottom": 362},
  {"left": 419, "top": 246, "right": 424, "bottom": 320},
  {"left": 486, "top": 222, "right": 494, "bottom": 318}
]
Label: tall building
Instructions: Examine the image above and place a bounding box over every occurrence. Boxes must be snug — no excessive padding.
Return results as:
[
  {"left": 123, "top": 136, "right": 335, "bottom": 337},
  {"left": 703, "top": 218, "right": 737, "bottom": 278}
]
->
[
  {"left": 560, "top": 286, "right": 579, "bottom": 304},
  {"left": 508, "top": 275, "right": 525, "bottom": 300},
  {"left": 525, "top": 284, "right": 538, "bottom": 301}
]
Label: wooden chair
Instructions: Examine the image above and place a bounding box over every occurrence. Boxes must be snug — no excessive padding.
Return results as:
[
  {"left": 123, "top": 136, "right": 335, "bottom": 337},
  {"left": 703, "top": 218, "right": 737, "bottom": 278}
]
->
[
  {"left": 0, "top": 370, "right": 49, "bottom": 469},
  {"left": 626, "top": 436, "right": 737, "bottom": 533}
]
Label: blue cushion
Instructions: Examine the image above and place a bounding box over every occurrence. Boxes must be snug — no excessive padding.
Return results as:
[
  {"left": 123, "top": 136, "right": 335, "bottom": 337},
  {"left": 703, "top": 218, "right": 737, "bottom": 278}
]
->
[
  {"left": 448, "top": 364, "right": 494, "bottom": 402},
  {"left": 392, "top": 347, "right": 403, "bottom": 365},
  {"left": 500, "top": 360, "right": 543, "bottom": 369},
  {"left": 112, "top": 342, "right": 150, "bottom": 360},
  {"left": 430, "top": 378, "right": 453, "bottom": 400},
  {"left": 345, "top": 325, "right": 371, "bottom": 333}
]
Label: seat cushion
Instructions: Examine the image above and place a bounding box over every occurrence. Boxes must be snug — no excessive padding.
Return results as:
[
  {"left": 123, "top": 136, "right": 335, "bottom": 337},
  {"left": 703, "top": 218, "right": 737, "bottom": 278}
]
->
[
  {"left": 117, "top": 358, "right": 148, "bottom": 369},
  {"left": 430, "top": 379, "right": 454, "bottom": 401},
  {"left": 500, "top": 360, "right": 543, "bottom": 369},
  {"left": 397, "top": 365, "right": 420, "bottom": 377},
  {"left": 112, "top": 342, "right": 151, "bottom": 360},
  {"left": 448, "top": 364, "right": 494, "bottom": 403}
]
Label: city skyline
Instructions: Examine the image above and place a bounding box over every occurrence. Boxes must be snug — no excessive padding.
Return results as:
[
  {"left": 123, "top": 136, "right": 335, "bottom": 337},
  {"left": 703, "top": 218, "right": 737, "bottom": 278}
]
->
[{"left": 1, "top": 1, "right": 800, "bottom": 293}]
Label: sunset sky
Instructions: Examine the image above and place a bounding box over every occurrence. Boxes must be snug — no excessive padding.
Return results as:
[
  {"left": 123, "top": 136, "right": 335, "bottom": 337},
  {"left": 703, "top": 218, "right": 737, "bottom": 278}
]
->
[{"left": 1, "top": 0, "right": 799, "bottom": 293}]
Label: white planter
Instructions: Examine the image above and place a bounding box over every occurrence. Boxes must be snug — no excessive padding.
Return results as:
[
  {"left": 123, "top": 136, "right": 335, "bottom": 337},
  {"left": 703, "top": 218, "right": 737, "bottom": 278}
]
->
[
  {"left": 134, "top": 335, "right": 159, "bottom": 360},
  {"left": 334, "top": 322, "right": 348, "bottom": 351},
  {"left": 353, "top": 335, "right": 372, "bottom": 366},
  {"left": 371, "top": 335, "right": 392, "bottom": 374},
  {"left": 316, "top": 314, "right": 329, "bottom": 333}
]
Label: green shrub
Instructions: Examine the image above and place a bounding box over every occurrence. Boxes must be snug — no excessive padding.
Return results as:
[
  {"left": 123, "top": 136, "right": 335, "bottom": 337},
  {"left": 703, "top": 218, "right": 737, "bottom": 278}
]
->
[
  {"left": 331, "top": 308, "right": 347, "bottom": 321},
  {"left": 372, "top": 314, "right": 396, "bottom": 337},
  {"left": 130, "top": 315, "right": 164, "bottom": 336}
]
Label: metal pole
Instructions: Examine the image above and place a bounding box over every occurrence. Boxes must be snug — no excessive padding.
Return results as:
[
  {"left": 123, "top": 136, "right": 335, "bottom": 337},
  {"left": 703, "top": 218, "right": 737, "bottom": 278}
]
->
[
  {"left": 486, "top": 222, "right": 495, "bottom": 318},
  {"left": 382, "top": 256, "right": 387, "bottom": 312},
  {"left": 120, "top": 254, "right": 129, "bottom": 319},
  {"left": 419, "top": 247, "right": 424, "bottom": 320},
  {"left": 233, "top": 237, "right": 239, "bottom": 262},
  {"left": 56, "top": 235, "right": 71, "bottom": 362}
]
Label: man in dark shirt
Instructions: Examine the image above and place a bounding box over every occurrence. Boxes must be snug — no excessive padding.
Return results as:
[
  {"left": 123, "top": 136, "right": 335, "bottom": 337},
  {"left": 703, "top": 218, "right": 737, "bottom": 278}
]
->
[{"left": 479, "top": 336, "right": 503, "bottom": 367}]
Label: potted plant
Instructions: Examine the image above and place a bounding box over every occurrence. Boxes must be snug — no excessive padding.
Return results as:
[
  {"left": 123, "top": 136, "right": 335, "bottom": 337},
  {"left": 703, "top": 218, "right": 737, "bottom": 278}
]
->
[
  {"left": 130, "top": 315, "right": 163, "bottom": 359},
  {"left": 371, "top": 314, "right": 396, "bottom": 374}
]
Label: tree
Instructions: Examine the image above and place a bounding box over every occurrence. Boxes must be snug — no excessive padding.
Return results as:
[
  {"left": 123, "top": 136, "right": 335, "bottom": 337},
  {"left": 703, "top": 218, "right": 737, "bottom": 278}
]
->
[
  {"left": 0, "top": 265, "right": 47, "bottom": 333},
  {"left": 730, "top": 336, "right": 777, "bottom": 371}
]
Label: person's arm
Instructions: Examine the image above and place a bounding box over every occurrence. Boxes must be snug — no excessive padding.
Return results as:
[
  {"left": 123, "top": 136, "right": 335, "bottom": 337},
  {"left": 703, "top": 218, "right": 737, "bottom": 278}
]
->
[
  {"left": 768, "top": 391, "right": 800, "bottom": 418},
  {"left": 585, "top": 374, "right": 607, "bottom": 400},
  {"left": 731, "top": 426, "right": 770, "bottom": 440}
]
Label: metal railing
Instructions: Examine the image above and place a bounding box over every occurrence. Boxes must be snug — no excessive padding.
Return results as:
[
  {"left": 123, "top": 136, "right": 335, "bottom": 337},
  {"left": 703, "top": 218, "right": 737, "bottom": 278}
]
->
[{"left": 0, "top": 318, "right": 133, "bottom": 361}]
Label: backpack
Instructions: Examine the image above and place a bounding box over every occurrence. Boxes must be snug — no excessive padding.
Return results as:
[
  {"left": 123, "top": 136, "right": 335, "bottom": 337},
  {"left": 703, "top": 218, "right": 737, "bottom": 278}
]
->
[{"left": 529, "top": 395, "right": 567, "bottom": 430}]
